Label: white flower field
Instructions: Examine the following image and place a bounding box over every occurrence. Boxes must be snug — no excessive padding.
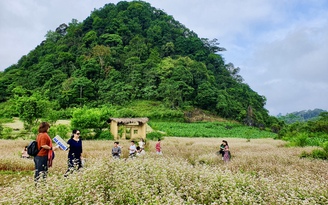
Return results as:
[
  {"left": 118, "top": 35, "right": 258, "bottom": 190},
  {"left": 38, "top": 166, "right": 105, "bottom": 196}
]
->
[{"left": 0, "top": 138, "right": 327, "bottom": 204}]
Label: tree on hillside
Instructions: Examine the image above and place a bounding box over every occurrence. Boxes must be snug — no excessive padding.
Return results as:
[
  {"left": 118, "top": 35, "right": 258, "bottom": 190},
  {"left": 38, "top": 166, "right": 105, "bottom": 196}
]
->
[{"left": 10, "top": 89, "right": 51, "bottom": 131}]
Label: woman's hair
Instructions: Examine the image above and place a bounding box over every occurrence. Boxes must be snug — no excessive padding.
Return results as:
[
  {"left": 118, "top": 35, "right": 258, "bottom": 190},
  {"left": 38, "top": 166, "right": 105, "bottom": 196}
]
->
[
  {"left": 38, "top": 122, "right": 50, "bottom": 133},
  {"left": 222, "top": 140, "right": 228, "bottom": 146},
  {"left": 71, "top": 129, "right": 79, "bottom": 138}
]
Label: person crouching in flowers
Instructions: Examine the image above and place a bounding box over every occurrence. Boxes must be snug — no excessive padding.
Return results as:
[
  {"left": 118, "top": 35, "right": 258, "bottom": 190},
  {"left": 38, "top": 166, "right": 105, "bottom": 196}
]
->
[
  {"left": 65, "top": 130, "right": 83, "bottom": 176},
  {"left": 22, "top": 146, "right": 30, "bottom": 158},
  {"left": 112, "top": 141, "right": 121, "bottom": 159},
  {"left": 128, "top": 140, "right": 137, "bottom": 158},
  {"left": 136, "top": 146, "right": 146, "bottom": 156}
]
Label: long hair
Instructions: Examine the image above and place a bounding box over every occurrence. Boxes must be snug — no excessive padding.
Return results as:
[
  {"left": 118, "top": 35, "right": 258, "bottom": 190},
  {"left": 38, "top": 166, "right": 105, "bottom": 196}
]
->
[
  {"left": 71, "top": 129, "right": 78, "bottom": 139},
  {"left": 38, "top": 122, "right": 50, "bottom": 133},
  {"left": 222, "top": 140, "right": 228, "bottom": 146}
]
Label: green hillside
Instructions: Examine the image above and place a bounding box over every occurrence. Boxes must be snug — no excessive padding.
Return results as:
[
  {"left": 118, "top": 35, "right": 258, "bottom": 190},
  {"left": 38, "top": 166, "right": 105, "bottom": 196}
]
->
[
  {"left": 277, "top": 108, "right": 327, "bottom": 124},
  {"left": 0, "top": 1, "right": 278, "bottom": 128}
]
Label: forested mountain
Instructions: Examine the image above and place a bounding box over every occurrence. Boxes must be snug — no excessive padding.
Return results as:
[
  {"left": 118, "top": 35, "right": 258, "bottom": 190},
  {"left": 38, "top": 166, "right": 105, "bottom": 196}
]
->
[
  {"left": 277, "top": 109, "right": 327, "bottom": 124},
  {"left": 0, "top": 1, "right": 277, "bottom": 127}
]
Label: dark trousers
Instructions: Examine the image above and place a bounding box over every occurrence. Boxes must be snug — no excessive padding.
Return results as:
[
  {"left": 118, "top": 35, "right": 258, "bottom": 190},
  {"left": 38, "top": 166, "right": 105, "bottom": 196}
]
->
[
  {"left": 34, "top": 155, "right": 48, "bottom": 181},
  {"left": 65, "top": 158, "right": 82, "bottom": 176},
  {"left": 68, "top": 157, "right": 82, "bottom": 169}
]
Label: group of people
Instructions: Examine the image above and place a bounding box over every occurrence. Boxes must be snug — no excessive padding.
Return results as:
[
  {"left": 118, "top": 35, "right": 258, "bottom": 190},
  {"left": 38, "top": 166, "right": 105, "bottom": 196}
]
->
[
  {"left": 32, "top": 122, "right": 83, "bottom": 182},
  {"left": 32, "top": 121, "right": 164, "bottom": 182},
  {"left": 219, "top": 140, "right": 231, "bottom": 163},
  {"left": 112, "top": 138, "right": 162, "bottom": 159},
  {"left": 31, "top": 121, "right": 229, "bottom": 183}
]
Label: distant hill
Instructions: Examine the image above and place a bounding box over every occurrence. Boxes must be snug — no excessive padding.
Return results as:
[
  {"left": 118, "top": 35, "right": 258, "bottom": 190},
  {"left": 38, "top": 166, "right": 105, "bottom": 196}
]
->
[
  {"left": 277, "top": 109, "right": 327, "bottom": 124},
  {"left": 0, "top": 1, "right": 276, "bottom": 127}
]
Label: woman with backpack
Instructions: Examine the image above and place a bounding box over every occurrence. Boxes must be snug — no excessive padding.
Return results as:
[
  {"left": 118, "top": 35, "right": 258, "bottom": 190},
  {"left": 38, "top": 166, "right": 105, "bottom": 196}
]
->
[{"left": 34, "top": 122, "right": 58, "bottom": 182}]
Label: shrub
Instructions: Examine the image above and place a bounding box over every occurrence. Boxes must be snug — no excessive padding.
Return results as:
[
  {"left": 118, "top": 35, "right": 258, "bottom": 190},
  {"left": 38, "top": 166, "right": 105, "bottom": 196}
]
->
[
  {"left": 98, "top": 131, "right": 114, "bottom": 140},
  {"left": 148, "top": 110, "right": 184, "bottom": 121},
  {"left": 1, "top": 127, "right": 14, "bottom": 139},
  {"left": 146, "top": 131, "right": 164, "bottom": 140},
  {"left": 322, "top": 141, "right": 328, "bottom": 153},
  {"left": 0, "top": 123, "right": 3, "bottom": 137},
  {"left": 310, "top": 149, "right": 327, "bottom": 159},
  {"left": 71, "top": 107, "right": 115, "bottom": 139},
  {"left": 117, "top": 108, "right": 137, "bottom": 117},
  {"left": 300, "top": 150, "right": 310, "bottom": 158},
  {"left": 292, "top": 133, "right": 308, "bottom": 147},
  {"left": 53, "top": 124, "right": 71, "bottom": 139},
  {"left": 78, "top": 129, "right": 94, "bottom": 140},
  {"left": 16, "top": 130, "right": 32, "bottom": 139},
  {"left": 57, "top": 108, "right": 75, "bottom": 119}
]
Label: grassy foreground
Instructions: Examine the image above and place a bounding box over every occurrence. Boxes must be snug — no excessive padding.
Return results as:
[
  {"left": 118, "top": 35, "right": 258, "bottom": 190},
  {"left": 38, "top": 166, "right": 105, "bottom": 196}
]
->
[{"left": 0, "top": 138, "right": 327, "bottom": 204}]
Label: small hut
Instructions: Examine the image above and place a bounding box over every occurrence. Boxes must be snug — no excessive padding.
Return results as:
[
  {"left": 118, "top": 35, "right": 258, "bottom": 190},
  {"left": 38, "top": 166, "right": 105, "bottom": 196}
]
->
[{"left": 108, "top": 118, "right": 149, "bottom": 140}]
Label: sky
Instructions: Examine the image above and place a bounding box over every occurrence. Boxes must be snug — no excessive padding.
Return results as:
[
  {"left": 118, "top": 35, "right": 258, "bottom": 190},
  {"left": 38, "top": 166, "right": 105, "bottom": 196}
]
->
[{"left": 1, "top": 0, "right": 328, "bottom": 116}]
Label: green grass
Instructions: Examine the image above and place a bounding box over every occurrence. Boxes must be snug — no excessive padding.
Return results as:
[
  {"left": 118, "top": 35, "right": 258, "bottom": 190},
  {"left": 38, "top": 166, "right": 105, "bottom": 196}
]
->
[
  {"left": 120, "top": 100, "right": 185, "bottom": 121},
  {"left": 149, "top": 121, "right": 277, "bottom": 138},
  {"left": 0, "top": 118, "right": 14, "bottom": 123}
]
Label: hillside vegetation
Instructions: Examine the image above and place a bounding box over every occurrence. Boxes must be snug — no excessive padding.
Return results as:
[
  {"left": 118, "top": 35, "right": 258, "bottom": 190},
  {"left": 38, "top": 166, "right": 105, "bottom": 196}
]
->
[
  {"left": 0, "top": 1, "right": 327, "bottom": 156},
  {"left": 277, "top": 108, "right": 327, "bottom": 124},
  {"left": 0, "top": 0, "right": 277, "bottom": 128}
]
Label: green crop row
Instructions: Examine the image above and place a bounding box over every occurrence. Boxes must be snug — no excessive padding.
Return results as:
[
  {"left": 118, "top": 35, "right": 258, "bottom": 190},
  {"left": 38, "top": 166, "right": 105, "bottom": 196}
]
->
[{"left": 149, "top": 121, "right": 277, "bottom": 138}]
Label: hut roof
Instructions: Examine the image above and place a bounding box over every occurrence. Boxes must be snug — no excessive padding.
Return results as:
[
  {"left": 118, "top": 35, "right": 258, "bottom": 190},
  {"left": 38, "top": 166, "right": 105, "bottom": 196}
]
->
[{"left": 109, "top": 117, "right": 149, "bottom": 124}]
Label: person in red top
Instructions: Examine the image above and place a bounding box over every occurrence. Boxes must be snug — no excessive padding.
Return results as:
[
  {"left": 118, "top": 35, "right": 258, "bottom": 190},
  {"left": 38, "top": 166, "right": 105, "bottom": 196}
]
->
[
  {"left": 34, "top": 122, "right": 58, "bottom": 182},
  {"left": 155, "top": 139, "right": 162, "bottom": 155}
]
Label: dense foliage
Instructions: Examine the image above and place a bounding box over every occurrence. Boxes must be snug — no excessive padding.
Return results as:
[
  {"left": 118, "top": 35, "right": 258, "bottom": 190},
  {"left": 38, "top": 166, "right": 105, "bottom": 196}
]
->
[
  {"left": 0, "top": 1, "right": 276, "bottom": 128},
  {"left": 278, "top": 112, "right": 328, "bottom": 158},
  {"left": 277, "top": 108, "right": 326, "bottom": 124}
]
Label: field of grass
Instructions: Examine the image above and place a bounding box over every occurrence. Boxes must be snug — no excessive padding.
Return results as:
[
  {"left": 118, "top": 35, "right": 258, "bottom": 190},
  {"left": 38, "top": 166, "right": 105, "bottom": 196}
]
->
[
  {"left": 149, "top": 121, "right": 277, "bottom": 138},
  {"left": 0, "top": 137, "right": 327, "bottom": 204}
]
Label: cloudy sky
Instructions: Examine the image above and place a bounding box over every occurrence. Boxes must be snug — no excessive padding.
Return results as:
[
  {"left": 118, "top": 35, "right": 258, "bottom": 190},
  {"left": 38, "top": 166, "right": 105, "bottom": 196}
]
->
[{"left": 1, "top": 0, "right": 327, "bottom": 115}]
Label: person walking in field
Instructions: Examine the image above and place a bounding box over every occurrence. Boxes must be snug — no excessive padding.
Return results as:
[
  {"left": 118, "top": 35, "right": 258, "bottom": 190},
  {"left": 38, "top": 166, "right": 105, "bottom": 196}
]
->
[
  {"left": 65, "top": 130, "right": 83, "bottom": 176},
  {"left": 222, "top": 140, "right": 230, "bottom": 162},
  {"left": 155, "top": 139, "right": 162, "bottom": 155},
  {"left": 34, "top": 122, "right": 58, "bottom": 182}
]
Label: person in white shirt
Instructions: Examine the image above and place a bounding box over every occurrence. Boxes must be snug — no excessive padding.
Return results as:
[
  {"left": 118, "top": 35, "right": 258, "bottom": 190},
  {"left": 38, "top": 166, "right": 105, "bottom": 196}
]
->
[
  {"left": 139, "top": 138, "right": 145, "bottom": 149},
  {"left": 128, "top": 140, "right": 136, "bottom": 158}
]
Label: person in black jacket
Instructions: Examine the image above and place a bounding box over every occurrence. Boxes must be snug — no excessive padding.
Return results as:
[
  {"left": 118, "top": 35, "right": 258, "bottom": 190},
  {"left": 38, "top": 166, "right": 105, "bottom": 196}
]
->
[{"left": 65, "top": 129, "right": 83, "bottom": 176}]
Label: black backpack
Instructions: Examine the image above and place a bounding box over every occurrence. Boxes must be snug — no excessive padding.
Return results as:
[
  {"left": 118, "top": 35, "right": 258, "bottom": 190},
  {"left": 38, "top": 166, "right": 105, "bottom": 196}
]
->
[{"left": 27, "top": 140, "right": 40, "bottom": 156}]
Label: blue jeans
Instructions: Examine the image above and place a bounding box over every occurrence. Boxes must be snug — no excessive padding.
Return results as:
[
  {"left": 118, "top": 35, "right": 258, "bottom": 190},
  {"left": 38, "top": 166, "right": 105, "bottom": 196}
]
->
[{"left": 34, "top": 156, "right": 48, "bottom": 181}]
